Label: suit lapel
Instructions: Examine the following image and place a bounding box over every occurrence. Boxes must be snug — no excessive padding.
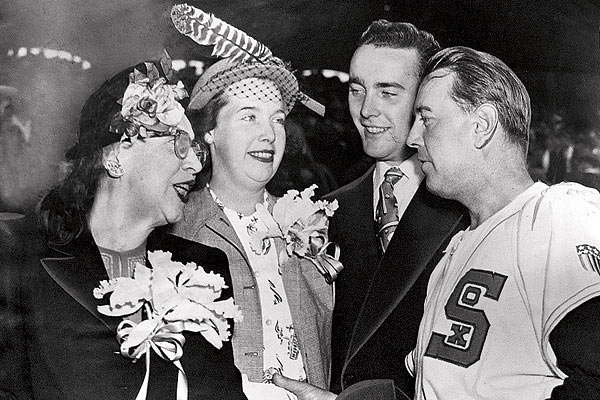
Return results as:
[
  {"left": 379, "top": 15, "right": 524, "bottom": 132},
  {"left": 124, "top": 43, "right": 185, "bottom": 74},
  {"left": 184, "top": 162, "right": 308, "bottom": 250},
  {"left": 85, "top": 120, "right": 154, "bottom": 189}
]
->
[
  {"left": 188, "top": 187, "right": 250, "bottom": 264},
  {"left": 351, "top": 168, "right": 377, "bottom": 246},
  {"left": 41, "top": 242, "right": 120, "bottom": 332},
  {"left": 330, "top": 166, "right": 378, "bottom": 260},
  {"left": 340, "top": 166, "right": 375, "bottom": 222},
  {"left": 281, "top": 243, "right": 329, "bottom": 388},
  {"left": 346, "top": 184, "right": 467, "bottom": 362}
]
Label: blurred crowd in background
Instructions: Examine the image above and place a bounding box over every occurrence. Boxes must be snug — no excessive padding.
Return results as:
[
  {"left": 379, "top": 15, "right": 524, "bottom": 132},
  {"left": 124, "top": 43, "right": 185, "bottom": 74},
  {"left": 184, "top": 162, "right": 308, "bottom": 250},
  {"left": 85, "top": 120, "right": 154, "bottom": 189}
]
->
[
  {"left": 1, "top": 58, "right": 599, "bottom": 263},
  {"left": 2, "top": 65, "right": 600, "bottom": 211},
  {"left": 528, "top": 110, "right": 600, "bottom": 190}
]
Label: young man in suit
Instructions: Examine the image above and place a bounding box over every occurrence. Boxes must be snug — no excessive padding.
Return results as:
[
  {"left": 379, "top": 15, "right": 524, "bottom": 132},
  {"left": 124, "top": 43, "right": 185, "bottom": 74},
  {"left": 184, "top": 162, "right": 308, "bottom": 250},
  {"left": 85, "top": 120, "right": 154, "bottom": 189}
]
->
[{"left": 274, "top": 20, "right": 468, "bottom": 399}]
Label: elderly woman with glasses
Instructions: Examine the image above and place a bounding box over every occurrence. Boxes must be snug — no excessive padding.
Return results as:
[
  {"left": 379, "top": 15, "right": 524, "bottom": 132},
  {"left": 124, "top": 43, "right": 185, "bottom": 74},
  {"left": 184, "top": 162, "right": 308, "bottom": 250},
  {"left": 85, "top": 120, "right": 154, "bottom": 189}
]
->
[{"left": 0, "top": 55, "right": 247, "bottom": 400}]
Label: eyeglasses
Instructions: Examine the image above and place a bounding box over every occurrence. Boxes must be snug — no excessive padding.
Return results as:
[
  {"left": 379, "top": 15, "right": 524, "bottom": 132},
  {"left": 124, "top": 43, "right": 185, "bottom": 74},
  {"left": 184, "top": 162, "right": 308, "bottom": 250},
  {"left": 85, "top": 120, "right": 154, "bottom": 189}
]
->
[
  {"left": 173, "top": 129, "right": 208, "bottom": 165},
  {"left": 144, "top": 129, "right": 208, "bottom": 165}
]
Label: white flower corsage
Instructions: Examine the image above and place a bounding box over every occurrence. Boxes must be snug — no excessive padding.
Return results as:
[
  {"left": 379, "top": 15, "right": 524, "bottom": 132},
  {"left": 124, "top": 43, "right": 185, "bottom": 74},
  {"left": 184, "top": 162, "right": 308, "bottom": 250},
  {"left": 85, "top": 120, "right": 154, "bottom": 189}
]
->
[
  {"left": 249, "top": 184, "right": 343, "bottom": 283},
  {"left": 94, "top": 250, "right": 242, "bottom": 400}
]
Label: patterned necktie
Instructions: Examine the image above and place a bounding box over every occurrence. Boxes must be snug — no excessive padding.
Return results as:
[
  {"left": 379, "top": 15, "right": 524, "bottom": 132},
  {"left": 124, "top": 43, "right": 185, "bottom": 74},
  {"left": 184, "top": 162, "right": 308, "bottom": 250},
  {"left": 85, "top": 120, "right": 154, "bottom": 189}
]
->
[{"left": 375, "top": 167, "right": 404, "bottom": 253}]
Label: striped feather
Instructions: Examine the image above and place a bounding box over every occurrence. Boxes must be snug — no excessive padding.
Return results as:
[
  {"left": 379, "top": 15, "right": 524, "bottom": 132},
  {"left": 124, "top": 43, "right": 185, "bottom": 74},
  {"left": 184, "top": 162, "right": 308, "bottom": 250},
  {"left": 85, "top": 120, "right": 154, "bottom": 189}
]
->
[{"left": 171, "top": 3, "right": 273, "bottom": 64}]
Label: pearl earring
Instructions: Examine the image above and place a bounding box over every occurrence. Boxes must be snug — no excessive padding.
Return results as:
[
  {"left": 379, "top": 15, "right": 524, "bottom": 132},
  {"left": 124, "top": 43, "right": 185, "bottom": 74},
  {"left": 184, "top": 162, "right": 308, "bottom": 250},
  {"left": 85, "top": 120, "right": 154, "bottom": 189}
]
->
[{"left": 104, "top": 159, "right": 124, "bottom": 178}]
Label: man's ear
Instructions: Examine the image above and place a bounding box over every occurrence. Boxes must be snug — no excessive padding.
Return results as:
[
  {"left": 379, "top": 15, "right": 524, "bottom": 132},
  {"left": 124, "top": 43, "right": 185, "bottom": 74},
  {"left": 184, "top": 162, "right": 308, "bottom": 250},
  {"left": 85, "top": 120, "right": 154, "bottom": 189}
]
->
[{"left": 473, "top": 103, "right": 499, "bottom": 149}]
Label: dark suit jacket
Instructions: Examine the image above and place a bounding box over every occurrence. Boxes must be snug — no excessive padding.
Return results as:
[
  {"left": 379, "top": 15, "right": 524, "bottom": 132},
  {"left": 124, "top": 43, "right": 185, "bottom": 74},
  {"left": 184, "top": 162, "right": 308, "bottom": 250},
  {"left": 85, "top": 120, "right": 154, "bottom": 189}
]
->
[
  {"left": 0, "top": 229, "right": 247, "bottom": 400},
  {"left": 324, "top": 165, "right": 468, "bottom": 397}
]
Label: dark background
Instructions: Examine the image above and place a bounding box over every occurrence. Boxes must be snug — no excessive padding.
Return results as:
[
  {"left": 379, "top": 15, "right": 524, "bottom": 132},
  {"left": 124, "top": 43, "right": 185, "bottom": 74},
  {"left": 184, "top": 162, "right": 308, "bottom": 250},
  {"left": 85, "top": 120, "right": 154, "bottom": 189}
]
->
[{"left": 1, "top": 0, "right": 599, "bottom": 212}]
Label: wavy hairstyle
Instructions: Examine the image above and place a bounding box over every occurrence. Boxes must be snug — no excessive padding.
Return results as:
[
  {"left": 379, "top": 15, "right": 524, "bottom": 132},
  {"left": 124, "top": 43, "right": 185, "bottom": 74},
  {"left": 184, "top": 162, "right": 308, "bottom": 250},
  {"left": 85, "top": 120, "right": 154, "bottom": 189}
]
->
[
  {"left": 358, "top": 19, "right": 440, "bottom": 78},
  {"left": 38, "top": 62, "right": 160, "bottom": 246},
  {"left": 186, "top": 89, "right": 228, "bottom": 186}
]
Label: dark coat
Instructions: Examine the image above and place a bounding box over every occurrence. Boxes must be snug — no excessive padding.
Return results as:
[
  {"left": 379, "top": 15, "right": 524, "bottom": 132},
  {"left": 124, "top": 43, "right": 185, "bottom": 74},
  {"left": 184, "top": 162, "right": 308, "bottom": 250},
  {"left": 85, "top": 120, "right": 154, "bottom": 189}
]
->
[
  {"left": 0, "top": 228, "right": 247, "bottom": 400},
  {"left": 324, "top": 166, "right": 469, "bottom": 397}
]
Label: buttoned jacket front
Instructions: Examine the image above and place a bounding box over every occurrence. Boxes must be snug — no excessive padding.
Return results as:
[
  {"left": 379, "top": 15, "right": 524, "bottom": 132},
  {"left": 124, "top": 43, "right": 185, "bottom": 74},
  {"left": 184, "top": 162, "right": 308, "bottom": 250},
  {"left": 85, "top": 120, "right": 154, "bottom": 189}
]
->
[{"left": 172, "top": 187, "right": 333, "bottom": 389}]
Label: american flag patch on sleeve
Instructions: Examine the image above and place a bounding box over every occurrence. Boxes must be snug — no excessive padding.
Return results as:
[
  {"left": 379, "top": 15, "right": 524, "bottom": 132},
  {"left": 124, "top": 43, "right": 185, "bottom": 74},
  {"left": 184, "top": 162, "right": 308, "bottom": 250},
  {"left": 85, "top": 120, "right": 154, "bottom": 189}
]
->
[{"left": 576, "top": 244, "right": 600, "bottom": 276}]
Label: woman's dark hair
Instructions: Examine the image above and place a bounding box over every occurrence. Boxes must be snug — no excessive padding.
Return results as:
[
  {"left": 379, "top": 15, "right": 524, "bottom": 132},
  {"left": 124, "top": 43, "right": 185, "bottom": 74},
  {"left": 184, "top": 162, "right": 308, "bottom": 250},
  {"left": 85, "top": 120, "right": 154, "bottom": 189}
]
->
[
  {"left": 38, "top": 61, "right": 162, "bottom": 246},
  {"left": 37, "top": 153, "right": 104, "bottom": 246},
  {"left": 186, "top": 90, "right": 228, "bottom": 186}
]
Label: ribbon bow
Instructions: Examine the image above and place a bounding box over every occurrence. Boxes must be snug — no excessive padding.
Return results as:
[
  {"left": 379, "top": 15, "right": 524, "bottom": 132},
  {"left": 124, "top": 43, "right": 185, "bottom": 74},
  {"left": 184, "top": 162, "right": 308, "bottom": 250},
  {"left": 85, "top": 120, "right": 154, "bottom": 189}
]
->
[
  {"left": 117, "top": 319, "right": 188, "bottom": 400},
  {"left": 307, "top": 241, "right": 343, "bottom": 284}
]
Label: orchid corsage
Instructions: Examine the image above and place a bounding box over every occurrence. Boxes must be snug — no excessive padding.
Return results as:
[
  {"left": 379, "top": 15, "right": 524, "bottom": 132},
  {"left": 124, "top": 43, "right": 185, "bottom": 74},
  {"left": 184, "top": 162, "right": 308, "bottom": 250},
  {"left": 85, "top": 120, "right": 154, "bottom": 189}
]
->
[
  {"left": 94, "top": 250, "right": 242, "bottom": 400},
  {"left": 249, "top": 184, "right": 343, "bottom": 283}
]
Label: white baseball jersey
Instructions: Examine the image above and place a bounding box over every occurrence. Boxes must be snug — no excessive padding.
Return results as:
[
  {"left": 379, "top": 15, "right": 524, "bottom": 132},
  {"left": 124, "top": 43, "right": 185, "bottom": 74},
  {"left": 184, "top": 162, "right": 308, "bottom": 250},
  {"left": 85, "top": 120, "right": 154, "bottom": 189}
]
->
[{"left": 406, "top": 182, "right": 600, "bottom": 400}]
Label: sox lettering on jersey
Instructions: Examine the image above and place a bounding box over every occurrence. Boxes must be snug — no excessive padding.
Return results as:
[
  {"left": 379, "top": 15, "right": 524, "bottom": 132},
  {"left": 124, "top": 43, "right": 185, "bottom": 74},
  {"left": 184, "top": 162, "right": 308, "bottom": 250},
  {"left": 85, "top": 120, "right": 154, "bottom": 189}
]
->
[{"left": 425, "top": 269, "right": 508, "bottom": 367}]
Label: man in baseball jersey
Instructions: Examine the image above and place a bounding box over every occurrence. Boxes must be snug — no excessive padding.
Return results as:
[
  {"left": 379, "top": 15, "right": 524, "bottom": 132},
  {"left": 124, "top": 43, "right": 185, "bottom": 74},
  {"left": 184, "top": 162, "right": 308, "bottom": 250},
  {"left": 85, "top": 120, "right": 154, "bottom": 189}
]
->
[{"left": 405, "top": 46, "right": 600, "bottom": 399}]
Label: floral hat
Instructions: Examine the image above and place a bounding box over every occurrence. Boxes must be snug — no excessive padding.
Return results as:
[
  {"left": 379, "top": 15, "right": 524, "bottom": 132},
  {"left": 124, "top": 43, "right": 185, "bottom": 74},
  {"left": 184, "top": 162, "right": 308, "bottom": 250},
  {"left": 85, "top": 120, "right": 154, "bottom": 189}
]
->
[
  {"left": 171, "top": 3, "right": 324, "bottom": 116},
  {"left": 65, "top": 51, "right": 193, "bottom": 159}
]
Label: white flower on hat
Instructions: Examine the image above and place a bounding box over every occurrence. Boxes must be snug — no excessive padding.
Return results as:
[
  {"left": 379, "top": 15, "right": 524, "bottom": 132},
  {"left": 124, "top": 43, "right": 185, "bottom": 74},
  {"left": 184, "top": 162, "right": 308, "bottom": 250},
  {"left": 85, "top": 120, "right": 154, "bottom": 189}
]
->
[
  {"left": 109, "top": 52, "right": 192, "bottom": 141},
  {"left": 120, "top": 72, "right": 187, "bottom": 134}
]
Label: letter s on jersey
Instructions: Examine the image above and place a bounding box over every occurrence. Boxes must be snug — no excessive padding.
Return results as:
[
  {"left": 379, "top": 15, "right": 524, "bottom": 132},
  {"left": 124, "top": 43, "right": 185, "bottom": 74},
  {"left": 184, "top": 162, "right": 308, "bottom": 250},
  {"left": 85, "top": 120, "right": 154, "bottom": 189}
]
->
[{"left": 424, "top": 269, "right": 508, "bottom": 367}]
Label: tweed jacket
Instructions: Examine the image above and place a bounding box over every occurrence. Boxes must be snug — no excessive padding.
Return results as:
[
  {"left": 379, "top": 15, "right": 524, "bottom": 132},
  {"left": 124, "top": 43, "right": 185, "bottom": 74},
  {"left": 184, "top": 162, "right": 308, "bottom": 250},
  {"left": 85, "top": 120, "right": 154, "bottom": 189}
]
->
[
  {"left": 324, "top": 165, "right": 468, "bottom": 397},
  {"left": 0, "top": 229, "right": 247, "bottom": 400},
  {"left": 172, "top": 186, "right": 334, "bottom": 389}
]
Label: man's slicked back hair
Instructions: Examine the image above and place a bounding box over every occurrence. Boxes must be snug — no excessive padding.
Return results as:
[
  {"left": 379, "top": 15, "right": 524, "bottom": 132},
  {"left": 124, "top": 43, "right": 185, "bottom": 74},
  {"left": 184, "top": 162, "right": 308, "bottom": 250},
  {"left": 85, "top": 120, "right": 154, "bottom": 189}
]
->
[
  {"left": 358, "top": 20, "right": 440, "bottom": 78},
  {"left": 423, "top": 46, "right": 531, "bottom": 155}
]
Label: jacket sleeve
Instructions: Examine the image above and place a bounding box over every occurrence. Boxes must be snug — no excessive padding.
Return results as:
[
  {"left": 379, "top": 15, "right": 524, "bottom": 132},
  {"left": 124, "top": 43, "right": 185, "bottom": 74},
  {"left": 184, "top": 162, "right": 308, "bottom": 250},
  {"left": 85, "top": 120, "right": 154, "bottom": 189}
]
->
[{"left": 548, "top": 296, "right": 600, "bottom": 400}]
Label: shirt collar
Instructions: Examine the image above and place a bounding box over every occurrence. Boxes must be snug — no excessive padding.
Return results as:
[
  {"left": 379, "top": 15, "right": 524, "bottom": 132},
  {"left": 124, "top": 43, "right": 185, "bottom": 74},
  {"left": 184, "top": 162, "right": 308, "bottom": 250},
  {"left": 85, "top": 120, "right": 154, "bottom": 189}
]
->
[{"left": 374, "top": 153, "right": 424, "bottom": 187}]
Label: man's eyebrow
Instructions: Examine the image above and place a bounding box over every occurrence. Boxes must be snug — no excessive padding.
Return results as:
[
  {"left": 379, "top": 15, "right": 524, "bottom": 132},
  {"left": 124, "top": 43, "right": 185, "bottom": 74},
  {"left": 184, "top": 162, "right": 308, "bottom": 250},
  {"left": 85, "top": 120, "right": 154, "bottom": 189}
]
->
[
  {"left": 348, "top": 78, "right": 405, "bottom": 90},
  {"left": 375, "top": 82, "right": 405, "bottom": 90}
]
